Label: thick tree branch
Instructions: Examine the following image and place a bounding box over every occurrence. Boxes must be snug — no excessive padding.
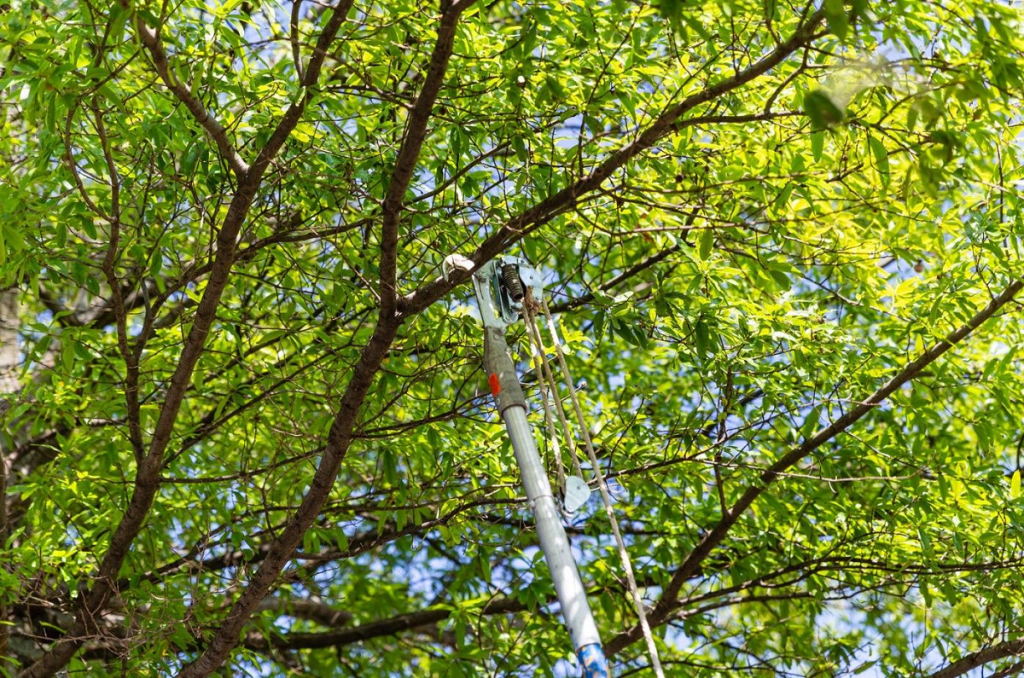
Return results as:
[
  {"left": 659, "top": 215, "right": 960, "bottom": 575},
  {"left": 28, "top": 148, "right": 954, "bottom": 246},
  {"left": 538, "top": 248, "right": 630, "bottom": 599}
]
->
[
  {"left": 398, "top": 10, "right": 826, "bottom": 317},
  {"left": 18, "top": 3, "right": 359, "bottom": 676},
  {"left": 379, "top": 2, "right": 475, "bottom": 317},
  {"left": 172, "top": 5, "right": 475, "bottom": 675},
  {"left": 174, "top": 318, "right": 401, "bottom": 678},
  {"left": 605, "top": 278, "right": 1024, "bottom": 655},
  {"left": 923, "top": 640, "right": 1024, "bottom": 678}
]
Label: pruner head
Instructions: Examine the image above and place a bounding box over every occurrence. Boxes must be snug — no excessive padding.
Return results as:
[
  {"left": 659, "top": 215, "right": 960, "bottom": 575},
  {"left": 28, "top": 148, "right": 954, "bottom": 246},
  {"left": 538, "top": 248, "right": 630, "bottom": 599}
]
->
[{"left": 472, "top": 256, "right": 543, "bottom": 329}]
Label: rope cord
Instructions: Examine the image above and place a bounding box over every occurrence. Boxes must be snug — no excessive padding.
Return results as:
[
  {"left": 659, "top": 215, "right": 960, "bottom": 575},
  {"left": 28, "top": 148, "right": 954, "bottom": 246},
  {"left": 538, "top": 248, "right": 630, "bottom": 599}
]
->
[
  {"left": 524, "top": 298, "right": 585, "bottom": 481},
  {"left": 540, "top": 298, "right": 666, "bottom": 678},
  {"left": 525, "top": 308, "right": 567, "bottom": 496}
]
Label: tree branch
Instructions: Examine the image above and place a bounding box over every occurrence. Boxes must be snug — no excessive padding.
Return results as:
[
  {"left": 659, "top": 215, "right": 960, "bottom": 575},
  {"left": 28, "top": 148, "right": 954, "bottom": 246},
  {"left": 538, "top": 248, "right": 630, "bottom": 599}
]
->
[
  {"left": 923, "top": 640, "right": 1024, "bottom": 678},
  {"left": 172, "top": 6, "right": 476, "bottom": 674},
  {"left": 379, "top": 1, "right": 477, "bottom": 317},
  {"left": 547, "top": 244, "right": 682, "bottom": 314},
  {"left": 990, "top": 660, "right": 1024, "bottom": 678},
  {"left": 398, "top": 10, "right": 826, "bottom": 317},
  {"left": 18, "top": 3, "right": 360, "bottom": 676},
  {"left": 90, "top": 99, "right": 145, "bottom": 463},
  {"left": 241, "top": 597, "right": 525, "bottom": 652},
  {"left": 605, "top": 278, "right": 1024, "bottom": 655},
  {"left": 127, "top": 8, "right": 250, "bottom": 179},
  {"left": 255, "top": 596, "right": 353, "bottom": 628}
]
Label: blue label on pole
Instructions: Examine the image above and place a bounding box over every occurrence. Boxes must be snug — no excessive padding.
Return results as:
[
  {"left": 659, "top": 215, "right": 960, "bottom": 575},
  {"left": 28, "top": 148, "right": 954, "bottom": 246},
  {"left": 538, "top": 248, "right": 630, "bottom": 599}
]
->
[{"left": 578, "top": 644, "right": 610, "bottom": 678}]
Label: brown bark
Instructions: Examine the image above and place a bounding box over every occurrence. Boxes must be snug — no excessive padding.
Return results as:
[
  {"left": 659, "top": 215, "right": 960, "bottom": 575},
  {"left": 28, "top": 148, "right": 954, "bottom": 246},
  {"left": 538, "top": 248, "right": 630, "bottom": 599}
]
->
[
  {"left": 173, "top": 3, "right": 476, "bottom": 675},
  {"left": 924, "top": 640, "right": 1024, "bottom": 678},
  {"left": 18, "top": 2, "right": 358, "bottom": 676},
  {"left": 606, "top": 279, "right": 1024, "bottom": 655}
]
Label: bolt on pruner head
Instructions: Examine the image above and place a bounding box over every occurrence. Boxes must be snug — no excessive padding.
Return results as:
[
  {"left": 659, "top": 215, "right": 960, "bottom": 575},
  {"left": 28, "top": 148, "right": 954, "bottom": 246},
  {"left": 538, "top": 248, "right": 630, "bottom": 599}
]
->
[{"left": 469, "top": 256, "right": 544, "bottom": 329}]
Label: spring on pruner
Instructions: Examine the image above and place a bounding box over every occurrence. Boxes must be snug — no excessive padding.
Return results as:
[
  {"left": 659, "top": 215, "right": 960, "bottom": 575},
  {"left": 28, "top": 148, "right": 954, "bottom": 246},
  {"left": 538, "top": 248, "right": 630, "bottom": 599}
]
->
[{"left": 502, "top": 264, "right": 524, "bottom": 302}]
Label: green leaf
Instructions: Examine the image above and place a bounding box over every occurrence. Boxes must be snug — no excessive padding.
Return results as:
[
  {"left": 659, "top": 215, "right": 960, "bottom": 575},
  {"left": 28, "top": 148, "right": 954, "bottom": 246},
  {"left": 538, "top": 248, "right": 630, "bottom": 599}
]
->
[
  {"left": 810, "top": 130, "right": 824, "bottom": 162},
  {"left": 868, "top": 135, "right": 890, "bottom": 184},
  {"left": 907, "top": 104, "right": 919, "bottom": 131},
  {"left": 694, "top": 318, "right": 711, "bottom": 359},
  {"left": 919, "top": 527, "right": 934, "bottom": 561},
  {"left": 803, "top": 90, "right": 845, "bottom": 130},
  {"left": 698, "top": 228, "right": 714, "bottom": 260},
  {"left": 658, "top": 0, "right": 684, "bottom": 34},
  {"left": 800, "top": 406, "right": 821, "bottom": 440},
  {"left": 61, "top": 339, "right": 75, "bottom": 374},
  {"left": 824, "top": 0, "right": 848, "bottom": 40},
  {"left": 680, "top": 13, "right": 713, "bottom": 41},
  {"left": 1011, "top": 470, "right": 1021, "bottom": 500},
  {"left": 593, "top": 310, "right": 606, "bottom": 340},
  {"left": 382, "top": 448, "right": 398, "bottom": 485}
]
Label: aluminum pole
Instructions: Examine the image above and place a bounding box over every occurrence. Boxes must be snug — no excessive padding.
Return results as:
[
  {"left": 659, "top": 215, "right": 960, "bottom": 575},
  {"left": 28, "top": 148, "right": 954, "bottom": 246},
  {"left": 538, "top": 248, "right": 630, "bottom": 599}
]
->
[{"left": 483, "top": 326, "right": 610, "bottom": 678}]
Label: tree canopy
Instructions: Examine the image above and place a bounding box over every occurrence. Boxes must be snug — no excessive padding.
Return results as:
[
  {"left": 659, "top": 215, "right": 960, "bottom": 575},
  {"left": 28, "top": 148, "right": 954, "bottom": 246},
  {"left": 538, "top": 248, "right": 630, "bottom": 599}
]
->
[{"left": 1, "top": 0, "right": 1024, "bottom": 676}]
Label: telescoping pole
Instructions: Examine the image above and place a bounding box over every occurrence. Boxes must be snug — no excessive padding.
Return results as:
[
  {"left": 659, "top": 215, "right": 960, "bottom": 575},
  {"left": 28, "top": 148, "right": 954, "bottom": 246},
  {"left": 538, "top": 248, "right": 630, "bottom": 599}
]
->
[{"left": 470, "top": 257, "right": 610, "bottom": 678}]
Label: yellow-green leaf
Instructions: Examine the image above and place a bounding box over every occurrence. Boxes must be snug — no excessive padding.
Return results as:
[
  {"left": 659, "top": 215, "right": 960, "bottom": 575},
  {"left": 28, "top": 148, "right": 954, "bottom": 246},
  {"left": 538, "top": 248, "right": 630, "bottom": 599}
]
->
[{"left": 699, "top": 228, "right": 713, "bottom": 260}]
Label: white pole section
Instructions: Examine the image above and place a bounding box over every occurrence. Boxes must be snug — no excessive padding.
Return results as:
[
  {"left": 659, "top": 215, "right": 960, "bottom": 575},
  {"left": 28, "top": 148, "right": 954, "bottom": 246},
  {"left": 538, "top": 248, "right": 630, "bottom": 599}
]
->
[{"left": 482, "top": 326, "right": 610, "bottom": 677}]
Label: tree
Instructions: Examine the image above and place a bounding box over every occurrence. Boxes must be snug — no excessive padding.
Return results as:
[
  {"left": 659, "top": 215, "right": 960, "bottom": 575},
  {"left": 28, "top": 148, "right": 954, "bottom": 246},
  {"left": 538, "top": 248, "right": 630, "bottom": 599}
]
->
[{"left": 1, "top": 0, "right": 1023, "bottom": 675}]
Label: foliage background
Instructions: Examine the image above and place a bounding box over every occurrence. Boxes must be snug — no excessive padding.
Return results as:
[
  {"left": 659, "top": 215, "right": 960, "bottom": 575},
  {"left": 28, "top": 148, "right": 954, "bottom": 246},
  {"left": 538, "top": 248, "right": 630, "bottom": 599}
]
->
[{"left": 1, "top": 0, "right": 1023, "bottom": 676}]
